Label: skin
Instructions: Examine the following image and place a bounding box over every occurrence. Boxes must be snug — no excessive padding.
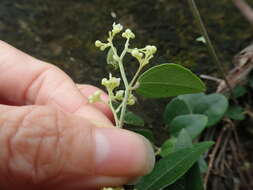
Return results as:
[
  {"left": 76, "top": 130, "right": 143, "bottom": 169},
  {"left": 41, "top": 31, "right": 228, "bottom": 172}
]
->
[{"left": 0, "top": 41, "right": 155, "bottom": 190}]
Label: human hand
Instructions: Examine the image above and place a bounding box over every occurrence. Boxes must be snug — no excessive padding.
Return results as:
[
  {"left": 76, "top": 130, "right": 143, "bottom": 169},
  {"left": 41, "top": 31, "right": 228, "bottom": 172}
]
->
[{"left": 0, "top": 41, "right": 155, "bottom": 190}]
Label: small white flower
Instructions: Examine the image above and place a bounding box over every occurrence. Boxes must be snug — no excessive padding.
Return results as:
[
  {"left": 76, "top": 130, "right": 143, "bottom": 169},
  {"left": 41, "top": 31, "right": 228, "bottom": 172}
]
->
[
  {"left": 131, "top": 49, "right": 143, "bottom": 59},
  {"left": 112, "top": 23, "right": 123, "bottom": 35},
  {"left": 127, "top": 94, "right": 136, "bottom": 106},
  {"left": 101, "top": 74, "right": 120, "bottom": 90},
  {"left": 122, "top": 29, "right": 135, "bottom": 39},
  {"left": 145, "top": 45, "right": 157, "bottom": 54},
  {"left": 115, "top": 90, "right": 124, "bottom": 100},
  {"left": 95, "top": 40, "right": 103, "bottom": 47}
]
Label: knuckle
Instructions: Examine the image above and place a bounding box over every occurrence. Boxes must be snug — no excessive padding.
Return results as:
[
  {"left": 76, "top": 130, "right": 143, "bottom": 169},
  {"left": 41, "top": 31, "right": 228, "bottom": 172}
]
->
[{"left": 1, "top": 106, "right": 66, "bottom": 184}]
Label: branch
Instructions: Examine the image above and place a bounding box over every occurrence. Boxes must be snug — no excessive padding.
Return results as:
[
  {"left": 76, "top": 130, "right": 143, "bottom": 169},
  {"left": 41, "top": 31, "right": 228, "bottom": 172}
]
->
[{"left": 232, "top": 0, "right": 253, "bottom": 25}]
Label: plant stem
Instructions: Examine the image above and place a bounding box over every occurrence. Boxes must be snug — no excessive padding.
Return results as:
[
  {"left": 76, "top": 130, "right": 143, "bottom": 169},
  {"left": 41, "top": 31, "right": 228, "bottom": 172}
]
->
[
  {"left": 187, "top": 0, "right": 236, "bottom": 101},
  {"left": 129, "top": 65, "right": 143, "bottom": 87},
  {"left": 108, "top": 90, "right": 119, "bottom": 127},
  {"left": 118, "top": 39, "right": 131, "bottom": 128}
]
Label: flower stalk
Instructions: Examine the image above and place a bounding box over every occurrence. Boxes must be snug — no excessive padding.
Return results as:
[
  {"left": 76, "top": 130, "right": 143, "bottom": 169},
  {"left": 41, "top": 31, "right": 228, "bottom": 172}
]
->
[{"left": 93, "top": 23, "right": 157, "bottom": 128}]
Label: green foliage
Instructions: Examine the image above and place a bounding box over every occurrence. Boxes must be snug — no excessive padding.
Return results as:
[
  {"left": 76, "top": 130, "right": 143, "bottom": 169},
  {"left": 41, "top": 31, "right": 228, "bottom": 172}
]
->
[
  {"left": 124, "top": 111, "right": 145, "bottom": 127},
  {"left": 178, "top": 93, "right": 228, "bottom": 127},
  {"left": 95, "top": 23, "right": 210, "bottom": 190},
  {"left": 174, "top": 129, "right": 193, "bottom": 150},
  {"left": 177, "top": 93, "right": 205, "bottom": 112},
  {"left": 226, "top": 105, "right": 245, "bottom": 121},
  {"left": 193, "top": 94, "right": 228, "bottom": 126},
  {"left": 160, "top": 138, "right": 178, "bottom": 157},
  {"left": 136, "top": 64, "right": 206, "bottom": 98},
  {"left": 169, "top": 114, "right": 208, "bottom": 140},
  {"left": 232, "top": 86, "right": 247, "bottom": 98},
  {"left": 163, "top": 98, "right": 191, "bottom": 125},
  {"left": 165, "top": 130, "right": 204, "bottom": 190},
  {"left": 135, "top": 142, "right": 213, "bottom": 190}
]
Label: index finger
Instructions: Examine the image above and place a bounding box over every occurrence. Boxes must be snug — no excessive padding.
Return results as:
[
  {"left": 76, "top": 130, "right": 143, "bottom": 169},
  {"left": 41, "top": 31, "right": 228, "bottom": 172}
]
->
[{"left": 0, "top": 41, "right": 113, "bottom": 127}]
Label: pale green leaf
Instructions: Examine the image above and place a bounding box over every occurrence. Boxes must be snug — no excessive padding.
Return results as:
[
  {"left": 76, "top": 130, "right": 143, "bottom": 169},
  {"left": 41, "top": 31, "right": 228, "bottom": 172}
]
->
[{"left": 169, "top": 114, "right": 208, "bottom": 140}]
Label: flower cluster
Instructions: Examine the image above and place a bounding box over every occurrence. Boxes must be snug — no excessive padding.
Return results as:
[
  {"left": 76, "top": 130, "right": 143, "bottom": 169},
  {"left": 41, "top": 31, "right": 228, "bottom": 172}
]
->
[
  {"left": 131, "top": 45, "right": 157, "bottom": 66},
  {"left": 88, "top": 91, "right": 102, "bottom": 104},
  {"left": 122, "top": 29, "right": 135, "bottom": 39},
  {"left": 101, "top": 73, "right": 121, "bottom": 91},
  {"left": 93, "top": 22, "right": 156, "bottom": 129}
]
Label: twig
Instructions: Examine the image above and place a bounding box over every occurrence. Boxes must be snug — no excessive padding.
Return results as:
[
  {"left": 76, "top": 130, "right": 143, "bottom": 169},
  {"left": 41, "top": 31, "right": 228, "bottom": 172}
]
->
[
  {"left": 187, "top": 0, "right": 237, "bottom": 103},
  {"left": 204, "top": 126, "right": 227, "bottom": 189},
  {"left": 232, "top": 0, "right": 253, "bottom": 25},
  {"left": 200, "top": 74, "right": 223, "bottom": 83}
]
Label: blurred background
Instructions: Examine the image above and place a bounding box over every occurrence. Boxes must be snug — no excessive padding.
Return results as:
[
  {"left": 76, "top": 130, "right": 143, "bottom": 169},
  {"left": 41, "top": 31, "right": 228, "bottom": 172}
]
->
[{"left": 0, "top": 1, "right": 253, "bottom": 189}]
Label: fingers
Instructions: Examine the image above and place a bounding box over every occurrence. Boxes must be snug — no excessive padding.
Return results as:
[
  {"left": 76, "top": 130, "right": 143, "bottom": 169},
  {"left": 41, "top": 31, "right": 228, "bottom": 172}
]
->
[
  {"left": 0, "top": 105, "right": 155, "bottom": 189},
  {"left": 77, "top": 84, "right": 113, "bottom": 121},
  {"left": 0, "top": 41, "right": 112, "bottom": 126}
]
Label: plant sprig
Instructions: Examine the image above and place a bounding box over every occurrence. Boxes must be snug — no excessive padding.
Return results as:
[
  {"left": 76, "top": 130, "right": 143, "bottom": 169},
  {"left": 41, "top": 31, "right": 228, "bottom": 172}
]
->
[{"left": 93, "top": 23, "right": 157, "bottom": 128}]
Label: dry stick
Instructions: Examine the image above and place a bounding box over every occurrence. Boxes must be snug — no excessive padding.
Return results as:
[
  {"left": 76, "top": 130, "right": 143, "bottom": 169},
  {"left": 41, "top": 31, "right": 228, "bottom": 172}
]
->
[
  {"left": 204, "top": 126, "right": 227, "bottom": 189},
  {"left": 214, "top": 129, "right": 231, "bottom": 173},
  {"left": 232, "top": 0, "right": 253, "bottom": 25},
  {"left": 187, "top": 0, "right": 237, "bottom": 103}
]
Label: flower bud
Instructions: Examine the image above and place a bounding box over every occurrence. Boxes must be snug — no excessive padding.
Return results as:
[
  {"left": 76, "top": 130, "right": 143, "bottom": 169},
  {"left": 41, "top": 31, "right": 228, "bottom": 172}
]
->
[
  {"left": 112, "top": 23, "right": 123, "bottom": 35},
  {"left": 115, "top": 90, "right": 124, "bottom": 100},
  {"left": 122, "top": 29, "right": 135, "bottom": 39},
  {"left": 88, "top": 91, "right": 102, "bottom": 103},
  {"left": 127, "top": 94, "right": 136, "bottom": 106},
  {"left": 131, "top": 49, "right": 143, "bottom": 59},
  {"left": 146, "top": 45, "right": 157, "bottom": 54},
  {"left": 95, "top": 40, "right": 103, "bottom": 47},
  {"left": 101, "top": 74, "right": 121, "bottom": 90}
]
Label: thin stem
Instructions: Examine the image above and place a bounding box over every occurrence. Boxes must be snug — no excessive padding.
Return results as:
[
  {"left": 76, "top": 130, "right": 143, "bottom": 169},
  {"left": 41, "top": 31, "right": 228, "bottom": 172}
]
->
[
  {"left": 187, "top": 0, "right": 236, "bottom": 101},
  {"left": 118, "top": 39, "right": 132, "bottom": 128},
  {"left": 108, "top": 90, "right": 119, "bottom": 127},
  {"left": 129, "top": 65, "right": 143, "bottom": 87},
  {"left": 116, "top": 103, "right": 123, "bottom": 113}
]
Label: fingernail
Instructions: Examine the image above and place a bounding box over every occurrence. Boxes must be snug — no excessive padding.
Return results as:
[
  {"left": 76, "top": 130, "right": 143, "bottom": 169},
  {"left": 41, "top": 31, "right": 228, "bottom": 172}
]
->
[
  {"left": 94, "top": 128, "right": 155, "bottom": 176},
  {"left": 139, "top": 134, "right": 155, "bottom": 174}
]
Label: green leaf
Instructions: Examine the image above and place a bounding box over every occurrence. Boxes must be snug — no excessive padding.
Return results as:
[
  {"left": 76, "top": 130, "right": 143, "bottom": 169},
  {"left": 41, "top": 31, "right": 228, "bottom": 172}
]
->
[
  {"left": 124, "top": 111, "right": 144, "bottom": 127},
  {"left": 232, "top": 86, "right": 247, "bottom": 98},
  {"left": 160, "top": 129, "right": 192, "bottom": 158},
  {"left": 164, "top": 98, "right": 191, "bottom": 125},
  {"left": 174, "top": 129, "right": 193, "bottom": 150},
  {"left": 167, "top": 131, "right": 204, "bottom": 190},
  {"left": 193, "top": 94, "right": 228, "bottom": 127},
  {"left": 136, "top": 63, "right": 206, "bottom": 98},
  {"left": 135, "top": 142, "right": 213, "bottom": 190},
  {"left": 160, "top": 137, "right": 178, "bottom": 157},
  {"left": 178, "top": 93, "right": 205, "bottom": 113},
  {"left": 132, "top": 128, "right": 155, "bottom": 143},
  {"left": 169, "top": 114, "right": 208, "bottom": 140},
  {"left": 185, "top": 164, "right": 204, "bottom": 190},
  {"left": 198, "top": 156, "right": 208, "bottom": 173},
  {"left": 226, "top": 105, "right": 245, "bottom": 121}
]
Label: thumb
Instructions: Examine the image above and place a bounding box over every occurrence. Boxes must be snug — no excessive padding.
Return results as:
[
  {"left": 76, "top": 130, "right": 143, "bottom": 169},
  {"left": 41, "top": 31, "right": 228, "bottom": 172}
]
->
[{"left": 0, "top": 105, "right": 155, "bottom": 190}]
